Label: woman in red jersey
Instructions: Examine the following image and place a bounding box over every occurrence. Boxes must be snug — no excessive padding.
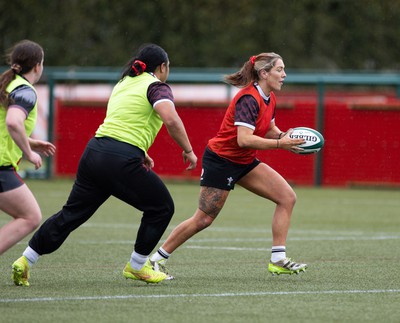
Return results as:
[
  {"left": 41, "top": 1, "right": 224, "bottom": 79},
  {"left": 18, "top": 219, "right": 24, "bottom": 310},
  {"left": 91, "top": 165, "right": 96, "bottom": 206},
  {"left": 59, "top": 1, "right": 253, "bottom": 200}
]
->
[{"left": 151, "top": 53, "right": 308, "bottom": 276}]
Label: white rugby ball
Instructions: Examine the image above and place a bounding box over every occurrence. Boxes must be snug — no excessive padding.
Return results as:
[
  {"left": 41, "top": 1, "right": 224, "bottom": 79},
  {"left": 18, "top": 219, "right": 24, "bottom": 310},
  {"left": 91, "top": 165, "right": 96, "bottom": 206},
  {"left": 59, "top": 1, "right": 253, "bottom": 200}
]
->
[{"left": 290, "top": 127, "right": 324, "bottom": 154}]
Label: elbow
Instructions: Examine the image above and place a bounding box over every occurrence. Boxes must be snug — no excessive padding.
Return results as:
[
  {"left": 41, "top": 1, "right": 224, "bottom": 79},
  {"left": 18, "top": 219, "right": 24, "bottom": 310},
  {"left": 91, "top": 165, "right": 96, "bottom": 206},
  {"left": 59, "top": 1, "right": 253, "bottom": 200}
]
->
[
  {"left": 164, "top": 117, "right": 183, "bottom": 132},
  {"left": 164, "top": 119, "right": 177, "bottom": 129},
  {"left": 6, "top": 119, "right": 19, "bottom": 133},
  {"left": 237, "top": 137, "right": 251, "bottom": 149},
  {"left": 162, "top": 113, "right": 180, "bottom": 128}
]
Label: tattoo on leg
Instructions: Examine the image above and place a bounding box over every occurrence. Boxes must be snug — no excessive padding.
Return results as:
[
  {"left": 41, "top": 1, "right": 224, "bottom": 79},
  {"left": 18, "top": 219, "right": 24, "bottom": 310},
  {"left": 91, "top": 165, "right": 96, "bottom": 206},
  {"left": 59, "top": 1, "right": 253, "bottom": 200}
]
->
[{"left": 199, "top": 187, "right": 228, "bottom": 218}]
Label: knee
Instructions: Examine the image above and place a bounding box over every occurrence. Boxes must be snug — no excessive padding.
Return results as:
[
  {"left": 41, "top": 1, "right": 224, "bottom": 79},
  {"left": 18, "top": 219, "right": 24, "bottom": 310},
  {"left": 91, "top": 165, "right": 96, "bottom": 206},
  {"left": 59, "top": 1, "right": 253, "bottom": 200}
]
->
[
  {"left": 27, "top": 211, "right": 42, "bottom": 231},
  {"left": 278, "top": 189, "right": 297, "bottom": 209},
  {"left": 155, "top": 199, "right": 175, "bottom": 223},
  {"left": 194, "top": 213, "right": 215, "bottom": 232},
  {"left": 287, "top": 190, "right": 297, "bottom": 207},
  {"left": 166, "top": 199, "right": 175, "bottom": 220}
]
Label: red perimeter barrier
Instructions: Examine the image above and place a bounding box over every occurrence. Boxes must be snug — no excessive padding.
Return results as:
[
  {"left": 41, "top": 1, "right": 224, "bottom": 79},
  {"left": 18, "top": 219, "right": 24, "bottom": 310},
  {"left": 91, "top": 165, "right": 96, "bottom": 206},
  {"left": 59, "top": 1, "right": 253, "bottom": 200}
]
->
[{"left": 54, "top": 92, "right": 400, "bottom": 187}]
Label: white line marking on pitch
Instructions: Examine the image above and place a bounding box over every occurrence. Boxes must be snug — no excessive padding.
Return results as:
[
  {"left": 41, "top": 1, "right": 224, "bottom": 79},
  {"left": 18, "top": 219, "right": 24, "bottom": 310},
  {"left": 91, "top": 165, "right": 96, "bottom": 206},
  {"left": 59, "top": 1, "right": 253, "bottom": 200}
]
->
[
  {"left": 57, "top": 234, "right": 400, "bottom": 246},
  {"left": 1, "top": 289, "right": 399, "bottom": 303},
  {"left": 81, "top": 223, "right": 399, "bottom": 235},
  {"left": 15, "top": 233, "right": 400, "bottom": 248},
  {"left": 185, "top": 235, "right": 400, "bottom": 242}
]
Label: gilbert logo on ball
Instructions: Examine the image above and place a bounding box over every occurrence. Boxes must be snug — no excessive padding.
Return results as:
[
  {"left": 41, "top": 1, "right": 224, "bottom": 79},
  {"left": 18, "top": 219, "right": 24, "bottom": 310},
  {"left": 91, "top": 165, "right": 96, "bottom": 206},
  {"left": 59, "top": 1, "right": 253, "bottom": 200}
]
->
[{"left": 290, "top": 127, "right": 325, "bottom": 154}]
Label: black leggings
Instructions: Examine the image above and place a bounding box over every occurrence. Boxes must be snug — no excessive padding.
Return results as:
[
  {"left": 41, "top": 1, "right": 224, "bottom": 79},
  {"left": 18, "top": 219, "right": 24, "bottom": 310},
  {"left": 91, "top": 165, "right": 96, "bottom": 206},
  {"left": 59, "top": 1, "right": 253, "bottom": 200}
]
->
[{"left": 29, "top": 137, "right": 174, "bottom": 256}]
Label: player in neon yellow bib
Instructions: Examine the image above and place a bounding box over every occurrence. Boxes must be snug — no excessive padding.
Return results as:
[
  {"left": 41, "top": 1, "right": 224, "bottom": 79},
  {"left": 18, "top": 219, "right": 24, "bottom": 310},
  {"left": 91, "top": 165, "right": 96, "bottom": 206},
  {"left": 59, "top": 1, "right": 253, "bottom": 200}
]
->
[
  {"left": 0, "top": 75, "right": 37, "bottom": 169},
  {"left": 0, "top": 40, "right": 55, "bottom": 262},
  {"left": 13, "top": 44, "right": 198, "bottom": 286},
  {"left": 96, "top": 72, "right": 164, "bottom": 153}
]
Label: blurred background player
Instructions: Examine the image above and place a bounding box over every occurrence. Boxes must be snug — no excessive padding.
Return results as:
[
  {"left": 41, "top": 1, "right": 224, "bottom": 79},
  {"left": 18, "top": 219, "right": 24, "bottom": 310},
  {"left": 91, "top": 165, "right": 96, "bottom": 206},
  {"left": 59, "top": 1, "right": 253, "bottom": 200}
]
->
[
  {"left": 150, "top": 53, "right": 308, "bottom": 277},
  {"left": 12, "top": 43, "right": 197, "bottom": 286},
  {"left": 0, "top": 40, "right": 56, "bottom": 259}
]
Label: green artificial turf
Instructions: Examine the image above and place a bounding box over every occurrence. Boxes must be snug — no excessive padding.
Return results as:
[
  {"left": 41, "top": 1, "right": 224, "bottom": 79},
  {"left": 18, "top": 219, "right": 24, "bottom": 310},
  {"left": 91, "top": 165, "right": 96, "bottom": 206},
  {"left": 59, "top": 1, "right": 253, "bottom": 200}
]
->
[{"left": 1, "top": 179, "right": 399, "bottom": 322}]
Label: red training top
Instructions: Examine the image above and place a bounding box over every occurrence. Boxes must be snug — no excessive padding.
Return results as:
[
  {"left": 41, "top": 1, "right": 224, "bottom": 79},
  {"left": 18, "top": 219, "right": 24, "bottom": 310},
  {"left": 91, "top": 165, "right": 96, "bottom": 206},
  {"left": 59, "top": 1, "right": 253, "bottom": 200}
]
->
[{"left": 207, "top": 82, "right": 276, "bottom": 164}]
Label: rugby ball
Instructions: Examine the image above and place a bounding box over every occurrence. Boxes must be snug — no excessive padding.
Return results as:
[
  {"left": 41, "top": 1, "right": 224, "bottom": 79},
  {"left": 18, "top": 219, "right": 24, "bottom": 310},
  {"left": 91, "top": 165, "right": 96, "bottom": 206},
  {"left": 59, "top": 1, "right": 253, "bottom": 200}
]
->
[{"left": 290, "top": 127, "right": 324, "bottom": 154}]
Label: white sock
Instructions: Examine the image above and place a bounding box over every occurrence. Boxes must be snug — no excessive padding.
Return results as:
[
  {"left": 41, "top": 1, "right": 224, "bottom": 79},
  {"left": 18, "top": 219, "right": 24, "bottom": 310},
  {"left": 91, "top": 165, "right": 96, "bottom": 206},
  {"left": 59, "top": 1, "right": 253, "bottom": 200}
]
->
[
  {"left": 271, "top": 246, "right": 286, "bottom": 263},
  {"left": 150, "top": 247, "right": 170, "bottom": 262},
  {"left": 22, "top": 246, "right": 40, "bottom": 267},
  {"left": 130, "top": 251, "right": 148, "bottom": 270}
]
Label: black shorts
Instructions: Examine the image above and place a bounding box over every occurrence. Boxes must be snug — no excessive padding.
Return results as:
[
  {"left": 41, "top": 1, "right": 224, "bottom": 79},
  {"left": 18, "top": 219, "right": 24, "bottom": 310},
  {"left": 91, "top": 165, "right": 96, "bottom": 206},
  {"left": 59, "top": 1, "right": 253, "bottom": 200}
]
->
[
  {"left": 200, "top": 147, "right": 260, "bottom": 191},
  {"left": 0, "top": 166, "right": 24, "bottom": 193}
]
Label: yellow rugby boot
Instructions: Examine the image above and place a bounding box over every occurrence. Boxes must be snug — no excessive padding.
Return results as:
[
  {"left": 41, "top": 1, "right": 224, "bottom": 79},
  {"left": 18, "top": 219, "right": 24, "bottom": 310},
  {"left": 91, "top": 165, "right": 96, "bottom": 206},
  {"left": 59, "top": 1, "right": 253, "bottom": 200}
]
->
[
  {"left": 123, "top": 259, "right": 167, "bottom": 283},
  {"left": 268, "top": 258, "right": 307, "bottom": 275},
  {"left": 12, "top": 256, "right": 30, "bottom": 286}
]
